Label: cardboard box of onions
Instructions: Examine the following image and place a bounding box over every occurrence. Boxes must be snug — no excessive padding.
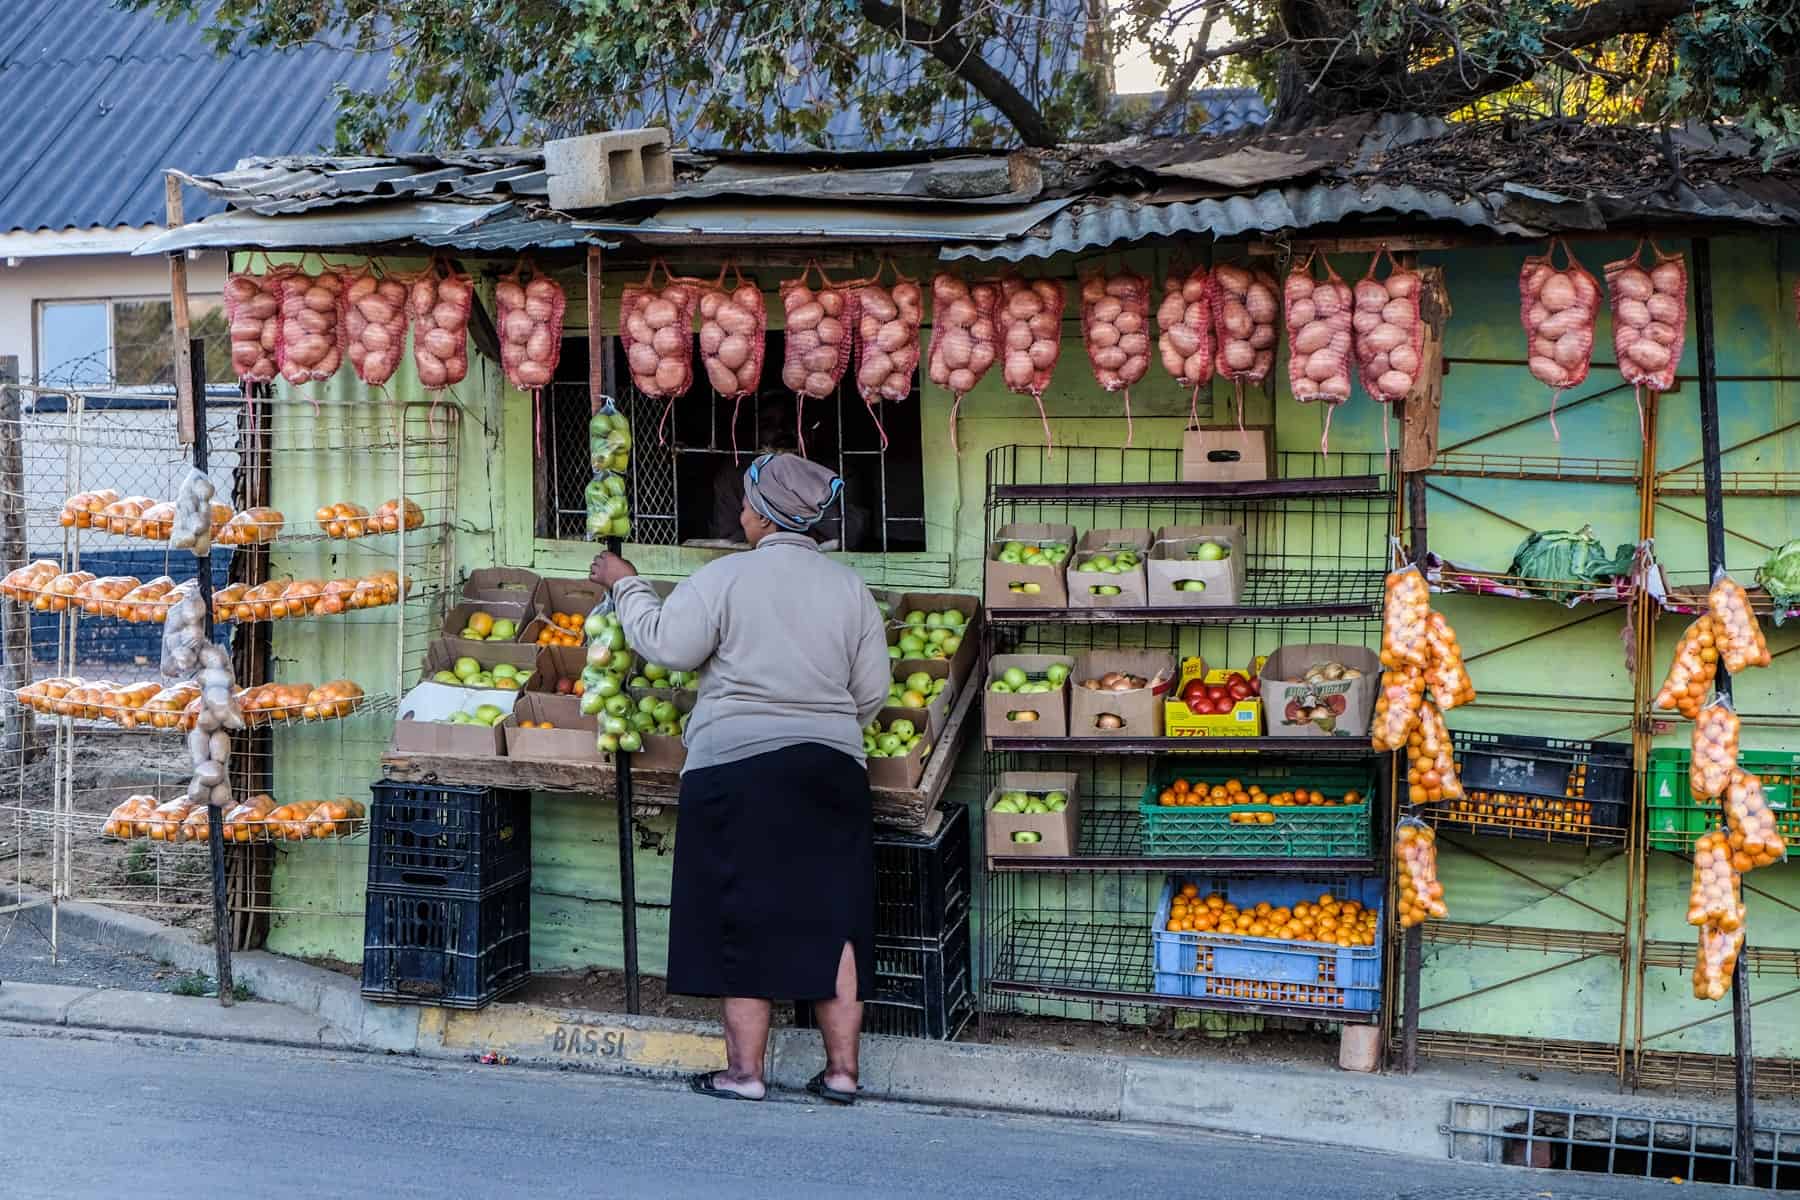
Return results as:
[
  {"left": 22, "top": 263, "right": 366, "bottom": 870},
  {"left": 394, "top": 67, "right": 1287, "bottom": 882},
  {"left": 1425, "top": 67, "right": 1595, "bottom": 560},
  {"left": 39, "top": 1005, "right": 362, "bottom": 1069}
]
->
[{"left": 1069, "top": 651, "right": 1175, "bottom": 738}]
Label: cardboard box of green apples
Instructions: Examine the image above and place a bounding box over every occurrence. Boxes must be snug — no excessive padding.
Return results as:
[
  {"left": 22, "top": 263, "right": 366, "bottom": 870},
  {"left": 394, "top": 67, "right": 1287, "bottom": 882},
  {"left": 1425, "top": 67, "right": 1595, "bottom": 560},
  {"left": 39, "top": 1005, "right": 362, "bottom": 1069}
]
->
[
  {"left": 985, "top": 771, "right": 1079, "bottom": 859},
  {"left": 420, "top": 638, "right": 543, "bottom": 692},
  {"left": 983, "top": 654, "right": 1074, "bottom": 739},
  {"left": 864, "top": 706, "right": 932, "bottom": 790},
  {"left": 390, "top": 682, "right": 517, "bottom": 756},
  {"left": 1146, "top": 524, "right": 1245, "bottom": 608},
  {"left": 885, "top": 592, "right": 980, "bottom": 690},
  {"left": 618, "top": 688, "right": 694, "bottom": 771},
  {"left": 888, "top": 659, "right": 952, "bottom": 740},
  {"left": 1068, "top": 528, "right": 1152, "bottom": 609},
  {"left": 985, "top": 523, "right": 1075, "bottom": 609}
]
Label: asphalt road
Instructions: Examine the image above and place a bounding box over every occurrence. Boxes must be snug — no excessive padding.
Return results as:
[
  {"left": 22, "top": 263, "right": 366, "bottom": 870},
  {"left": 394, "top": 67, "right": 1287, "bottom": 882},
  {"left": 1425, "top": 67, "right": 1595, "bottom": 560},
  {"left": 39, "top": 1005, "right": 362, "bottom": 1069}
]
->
[{"left": 0, "top": 1029, "right": 1738, "bottom": 1200}]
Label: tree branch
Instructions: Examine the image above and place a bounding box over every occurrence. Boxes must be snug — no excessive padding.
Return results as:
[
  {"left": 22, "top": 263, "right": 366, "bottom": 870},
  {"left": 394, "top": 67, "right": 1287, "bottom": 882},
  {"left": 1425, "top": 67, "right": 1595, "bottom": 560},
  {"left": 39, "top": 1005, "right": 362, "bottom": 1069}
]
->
[
  {"left": 1400, "top": 0, "right": 1692, "bottom": 113},
  {"left": 858, "top": 0, "right": 1056, "bottom": 146},
  {"left": 1143, "top": 16, "right": 1289, "bottom": 135}
]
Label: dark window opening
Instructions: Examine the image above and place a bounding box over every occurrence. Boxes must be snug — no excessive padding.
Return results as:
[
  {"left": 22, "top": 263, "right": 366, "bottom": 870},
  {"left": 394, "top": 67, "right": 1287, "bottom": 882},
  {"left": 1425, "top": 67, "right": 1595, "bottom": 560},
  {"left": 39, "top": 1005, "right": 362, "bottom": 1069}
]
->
[{"left": 538, "top": 332, "right": 926, "bottom": 554}]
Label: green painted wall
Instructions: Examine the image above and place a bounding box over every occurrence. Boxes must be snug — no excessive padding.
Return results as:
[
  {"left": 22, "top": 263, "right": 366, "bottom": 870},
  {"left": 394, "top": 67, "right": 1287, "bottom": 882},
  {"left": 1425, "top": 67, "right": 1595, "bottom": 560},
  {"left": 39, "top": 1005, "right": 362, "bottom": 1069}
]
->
[{"left": 254, "top": 237, "right": 1800, "bottom": 1062}]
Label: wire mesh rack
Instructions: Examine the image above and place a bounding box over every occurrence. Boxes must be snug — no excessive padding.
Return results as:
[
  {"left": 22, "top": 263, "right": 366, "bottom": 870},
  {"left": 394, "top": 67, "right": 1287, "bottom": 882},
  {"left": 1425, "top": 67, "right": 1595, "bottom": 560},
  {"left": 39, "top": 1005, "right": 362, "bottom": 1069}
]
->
[{"left": 0, "top": 386, "right": 460, "bottom": 954}]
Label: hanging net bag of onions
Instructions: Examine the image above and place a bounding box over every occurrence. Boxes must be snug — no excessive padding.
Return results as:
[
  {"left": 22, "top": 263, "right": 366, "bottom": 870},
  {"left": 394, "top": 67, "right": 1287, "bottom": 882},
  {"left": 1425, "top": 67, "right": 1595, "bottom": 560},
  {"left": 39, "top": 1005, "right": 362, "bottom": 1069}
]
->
[
  {"left": 405, "top": 260, "right": 474, "bottom": 392},
  {"left": 273, "top": 265, "right": 347, "bottom": 388},
  {"left": 779, "top": 263, "right": 857, "bottom": 457},
  {"left": 1080, "top": 268, "right": 1151, "bottom": 446},
  {"left": 1211, "top": 264, "right": 1279, "bottom": 430},
  {"left": 1605, "top": 241, "right": 1687, "bottom": 440},
  {"left": 998, "top": 275, "right": 1065, "bottom": 453},
  {"left": 342, "top": 266, "right": 409, "bottom": 388},
  {"left": 697, "top": 263, "right": 766, "bottom": 457},
  {"left": 1351, "top": 247, "right": 1426, "bottom": 453},
  {"left": 497, "top": 260, "right": 567, "bottom": 461},
  {"left": 1519, "top": 237, "right": 1600, "bottom": 439},
  {"left": 1283, "top": 252, "right": 1354, "bottom": 454},
  {"left": 853, "top": 265, "right": 923, "bottom": 449},
  {"left": 1157, "top": 263, "right": 1212, "bottom": 428},
  {"left": 927, "top": 272, "right": 999, "bottom": 454},
  {"left": 620, "top": 259, "right": 700, "bottom": 442}
]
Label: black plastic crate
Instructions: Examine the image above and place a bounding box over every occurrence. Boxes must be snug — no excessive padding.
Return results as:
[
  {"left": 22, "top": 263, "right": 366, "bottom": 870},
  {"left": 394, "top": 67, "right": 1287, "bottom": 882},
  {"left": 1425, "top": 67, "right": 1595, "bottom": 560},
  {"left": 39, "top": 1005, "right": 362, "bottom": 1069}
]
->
[
  {"left": 873, "top": 804, "right": 970, "bottom": 944},
  {"left": 1436, "top": 732, "right": 1633, "bottom": 846},
  {"left": 361, "top": 875, "right": 532, "bottom": 1009},
  {"left": 794, "top": 916, "right": 973, "bottom": 1040},
  {"left": 367, "top": 781, "right": 531, "bottom": 894}
]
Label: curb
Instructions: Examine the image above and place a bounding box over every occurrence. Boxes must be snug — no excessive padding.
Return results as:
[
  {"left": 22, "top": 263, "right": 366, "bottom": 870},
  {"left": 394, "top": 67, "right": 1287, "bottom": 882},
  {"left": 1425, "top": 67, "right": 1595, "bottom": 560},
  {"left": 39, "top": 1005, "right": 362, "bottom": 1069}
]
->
[{"left": 12, "top": 890, "right": 1799, "bottom": 1160}]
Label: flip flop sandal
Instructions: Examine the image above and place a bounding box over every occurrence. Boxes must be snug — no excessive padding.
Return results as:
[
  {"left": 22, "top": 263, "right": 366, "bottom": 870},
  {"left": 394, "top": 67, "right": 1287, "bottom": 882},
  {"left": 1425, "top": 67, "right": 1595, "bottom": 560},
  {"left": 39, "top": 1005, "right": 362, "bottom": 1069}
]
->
[
  {"left": 688, "top": 1071, "right": 763, "bottom": 1102},
  {"left": 805, "top": 1070, "right": 857, "bottom": 1106}
]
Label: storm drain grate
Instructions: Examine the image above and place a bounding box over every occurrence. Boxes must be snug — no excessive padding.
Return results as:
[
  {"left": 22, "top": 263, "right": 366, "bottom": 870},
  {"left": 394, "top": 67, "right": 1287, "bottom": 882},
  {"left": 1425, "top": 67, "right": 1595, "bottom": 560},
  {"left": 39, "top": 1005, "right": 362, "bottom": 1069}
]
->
[{"left": 1448, "top": 1098, "right": 1800, "bottom": 1189}]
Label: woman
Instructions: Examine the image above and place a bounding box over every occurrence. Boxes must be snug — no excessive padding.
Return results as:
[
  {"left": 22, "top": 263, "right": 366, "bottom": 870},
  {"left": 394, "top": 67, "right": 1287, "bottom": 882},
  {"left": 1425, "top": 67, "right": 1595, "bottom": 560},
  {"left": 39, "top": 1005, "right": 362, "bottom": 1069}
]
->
[{"left": 591, "top": 452, "right": 891, "bottom": 1105}]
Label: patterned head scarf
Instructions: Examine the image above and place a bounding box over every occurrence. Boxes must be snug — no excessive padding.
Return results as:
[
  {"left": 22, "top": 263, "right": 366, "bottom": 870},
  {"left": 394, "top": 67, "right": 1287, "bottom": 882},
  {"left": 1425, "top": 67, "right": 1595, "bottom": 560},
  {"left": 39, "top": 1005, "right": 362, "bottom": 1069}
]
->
[{"left": 743, "top": 452, "right": 842, "bottom": 533}]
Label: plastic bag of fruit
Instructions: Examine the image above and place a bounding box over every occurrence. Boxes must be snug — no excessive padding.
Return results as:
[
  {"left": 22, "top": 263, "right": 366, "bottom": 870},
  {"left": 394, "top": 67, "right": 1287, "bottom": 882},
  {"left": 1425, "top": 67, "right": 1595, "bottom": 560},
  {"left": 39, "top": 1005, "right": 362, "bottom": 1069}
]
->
[
  {"left": 1708, "top": 572, "right": 1770, "bottom": 674},
  {"left": 581, "top": 593, "right": 641, "bottom": 756},
  {"left": 1693, "top": 913, "right": 1746, "bottom": 1001},
  {"left": 1380, "top": 565, "right": 1432, "bottom": 670},
  {"left": 1654, "top": 615, "right": 1719, "bottom": 719},
  {"left": 585, "top": 398, "right": 632, "bottom": 542},
  {"left": 1394, "top": 817, "right": 1447, "bottom": 928},
  {"left": 1406, "top": 700, "right": 1463, "bottom": 804},
  {"left": 1423, "top": 610, "right": 1476, "bottom": 710},
  {"left": 1691, "top": 695, "right": 1740, "bottom": 800},
  {"left": 1372, "top": 665, "right": 1424, "bottom": 752},
  {"left": 1724, "top": 768, "right": 1787, "bottom": 868},
  {"left": 1688, "top": 828, "right": 1744, "bottom": 929}
]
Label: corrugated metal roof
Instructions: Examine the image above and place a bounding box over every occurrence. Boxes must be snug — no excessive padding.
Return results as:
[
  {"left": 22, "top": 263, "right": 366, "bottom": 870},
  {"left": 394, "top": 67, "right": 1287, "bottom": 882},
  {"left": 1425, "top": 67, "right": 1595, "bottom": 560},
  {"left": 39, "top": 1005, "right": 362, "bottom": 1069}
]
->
[
  {"left": 571, "top": 198, "right": 1073, "bottom": 244},
  {"left": 939, "top": 185, "right": 1539, "bottom": 261},
  {"left": 0, "top": 0, "right": 416, "bottom": 232},
  {"left": 133, "top": 200, "right": 619, "bottom": 255}
]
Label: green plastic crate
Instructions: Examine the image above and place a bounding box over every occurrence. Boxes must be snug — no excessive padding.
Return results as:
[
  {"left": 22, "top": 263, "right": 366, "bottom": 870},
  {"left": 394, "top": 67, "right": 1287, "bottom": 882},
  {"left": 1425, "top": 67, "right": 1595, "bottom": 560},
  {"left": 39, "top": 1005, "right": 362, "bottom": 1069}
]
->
[
  {"left": 1645, "top": 747, "right": 1800, "bottom": 852},
  {"left": 1137, "top": 764, "right": 1374, "bottom": 859}
]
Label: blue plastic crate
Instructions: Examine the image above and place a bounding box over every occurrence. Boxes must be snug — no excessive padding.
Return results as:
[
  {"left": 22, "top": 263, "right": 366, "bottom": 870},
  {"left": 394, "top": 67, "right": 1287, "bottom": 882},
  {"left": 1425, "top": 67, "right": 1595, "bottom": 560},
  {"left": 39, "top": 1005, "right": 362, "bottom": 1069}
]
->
[{"left": 1151, "top": 875, "right": 1383, "bottom": 1014}]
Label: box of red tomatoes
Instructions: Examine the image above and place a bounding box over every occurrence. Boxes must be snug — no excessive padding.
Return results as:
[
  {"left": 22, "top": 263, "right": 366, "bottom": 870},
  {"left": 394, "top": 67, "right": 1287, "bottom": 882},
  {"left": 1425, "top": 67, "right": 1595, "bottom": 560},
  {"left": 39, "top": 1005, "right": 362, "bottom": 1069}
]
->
[{"left": 1164, "top": 656, "right": 1262, "bottom": 736}]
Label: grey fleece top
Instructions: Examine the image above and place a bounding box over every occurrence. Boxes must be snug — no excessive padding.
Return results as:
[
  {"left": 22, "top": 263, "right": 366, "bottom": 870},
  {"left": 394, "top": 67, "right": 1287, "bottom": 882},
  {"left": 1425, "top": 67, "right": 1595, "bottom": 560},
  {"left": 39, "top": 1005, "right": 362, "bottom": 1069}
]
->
[{"left": 611, "top": 532, "right": 892, "bottom": 773}]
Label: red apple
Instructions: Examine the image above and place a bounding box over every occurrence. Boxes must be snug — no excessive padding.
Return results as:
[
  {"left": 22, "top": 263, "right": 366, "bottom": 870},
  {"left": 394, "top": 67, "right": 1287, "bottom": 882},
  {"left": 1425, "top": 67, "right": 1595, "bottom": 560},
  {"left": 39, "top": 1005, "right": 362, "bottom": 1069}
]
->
[{"left": 1181, "top": 679, "right": 1209, "bottom": 703}]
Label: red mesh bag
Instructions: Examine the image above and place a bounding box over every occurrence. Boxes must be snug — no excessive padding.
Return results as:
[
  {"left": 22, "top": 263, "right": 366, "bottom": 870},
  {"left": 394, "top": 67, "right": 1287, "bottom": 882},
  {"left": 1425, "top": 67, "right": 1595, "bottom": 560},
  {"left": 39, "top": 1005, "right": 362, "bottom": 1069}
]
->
[
  {"left": 273, "top": 268, "right": 346, "bottom": 385},
  {"left": 998, "top": 275, "right": 1065, "bottom": 451},
  {"left": 404, "top": 262, "right": 473, "bottom": 391},
  {"left": 696, "top": 265, "right": 765, "bottom": 400},
  {"left": 496, "top": 261, "right": 565, "bottom": 392},
  {"left": 1157, "top": 264, "right": 1213, "bottom": 419},
  {"left": 779, "top": 265, "right": 856, "bottom": 400},
  {"left": 1352, "top": 248, "right": 1425, "bottom": 403},
  {"left": 1519, "top": 238, "right": 1600, "bottom": 437},
  {"left": 1283, "top": 254, "right": 1355, "bottom": 457},
  {"left": 223, "top": 271, "right": 280, "bottom": 384},
  {"left": 854, "top": 274, "right": 922, "bottom": 404},
  {"left": 1080, "top": 269, "right": 1151, "bottom": 446},
  {"left": 1212, "top": 264, "right": 1279, "bottom": 429},
  {"left": 927, "top": 272, "right": 999, "bottom": 453},
  {"left": 620, "top": 260, "right": 698, "bottom": 400},
  {"left": 342, "top": 268, "right": 409, "bottom": 387},
  {"left": 1606, "top": 241, "right": 1686, "bottom": 435}
]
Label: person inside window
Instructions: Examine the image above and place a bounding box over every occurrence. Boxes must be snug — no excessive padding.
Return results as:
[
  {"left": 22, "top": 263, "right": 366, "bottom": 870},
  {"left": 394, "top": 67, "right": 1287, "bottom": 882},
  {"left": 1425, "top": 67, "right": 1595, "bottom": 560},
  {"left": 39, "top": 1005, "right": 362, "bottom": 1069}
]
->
[{"left": 707, "top": 400, "right": 867, "bottom": 549}]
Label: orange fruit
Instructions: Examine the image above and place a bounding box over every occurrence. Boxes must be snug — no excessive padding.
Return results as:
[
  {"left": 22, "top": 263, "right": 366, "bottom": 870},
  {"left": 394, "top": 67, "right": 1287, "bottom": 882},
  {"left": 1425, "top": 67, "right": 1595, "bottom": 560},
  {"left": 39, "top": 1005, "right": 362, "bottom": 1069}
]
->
[{"left": 469, "top": 611, "right": 495, "bottom": 637}]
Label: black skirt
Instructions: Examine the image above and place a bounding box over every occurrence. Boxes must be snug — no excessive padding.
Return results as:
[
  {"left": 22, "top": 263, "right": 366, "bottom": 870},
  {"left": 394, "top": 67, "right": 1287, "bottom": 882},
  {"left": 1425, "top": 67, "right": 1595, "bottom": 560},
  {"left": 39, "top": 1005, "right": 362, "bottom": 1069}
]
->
[{"left": 666, "top": 743, "right": 875, "bottom": 1002}]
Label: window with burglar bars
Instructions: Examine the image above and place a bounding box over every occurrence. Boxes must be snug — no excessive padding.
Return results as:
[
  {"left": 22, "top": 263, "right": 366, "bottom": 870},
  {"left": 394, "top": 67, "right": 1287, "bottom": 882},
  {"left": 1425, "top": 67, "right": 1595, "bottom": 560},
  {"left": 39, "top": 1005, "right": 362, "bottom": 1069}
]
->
[{"left": 537, "top": 334, "right": 926, "bottom": 553}]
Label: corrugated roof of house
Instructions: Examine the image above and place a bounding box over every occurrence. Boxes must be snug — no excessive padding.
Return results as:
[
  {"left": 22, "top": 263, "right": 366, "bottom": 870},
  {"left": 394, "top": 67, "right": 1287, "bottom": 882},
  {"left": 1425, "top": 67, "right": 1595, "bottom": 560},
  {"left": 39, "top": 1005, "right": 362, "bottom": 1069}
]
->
[{"left": 0, "top": 0, "right": 418, "bottom": 233}]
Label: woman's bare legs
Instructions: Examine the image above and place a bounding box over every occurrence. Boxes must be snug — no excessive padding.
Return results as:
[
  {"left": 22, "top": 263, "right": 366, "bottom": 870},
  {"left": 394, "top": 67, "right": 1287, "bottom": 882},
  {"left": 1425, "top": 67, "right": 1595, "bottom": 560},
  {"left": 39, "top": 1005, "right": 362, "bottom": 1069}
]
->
[
  {"left": 711, "top": 998, "right": 770, "bottom": 1099},
  {"left": 810, "top": 941, "right": 862, "bottom": 1094}
]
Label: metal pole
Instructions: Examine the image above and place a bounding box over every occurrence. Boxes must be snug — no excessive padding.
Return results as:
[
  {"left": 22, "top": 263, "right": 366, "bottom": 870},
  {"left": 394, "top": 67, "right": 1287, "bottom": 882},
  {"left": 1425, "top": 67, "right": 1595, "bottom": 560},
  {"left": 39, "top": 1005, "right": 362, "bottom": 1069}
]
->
[
  {"left": 0, "top": 356, "right": 31, "bottom": 762},
  {"left": 189, "top": 341, "right": 233, "bottom": 1006},
  {"left": 589, "top": 246, "right": 639, "bottom": 1015},
  {"left": 1401, "top": 470, "right": 1429, "bottom": 1074},
  {"left": 1693, "top": 237, "right": 1752, "bottom": 1181}
]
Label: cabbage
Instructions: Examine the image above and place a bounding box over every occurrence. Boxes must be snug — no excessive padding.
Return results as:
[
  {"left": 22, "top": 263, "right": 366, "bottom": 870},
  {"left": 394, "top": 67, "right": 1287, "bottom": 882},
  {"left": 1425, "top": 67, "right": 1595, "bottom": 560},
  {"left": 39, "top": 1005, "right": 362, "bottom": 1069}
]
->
[
  {"left": 1506, "top": 524, "right": 1635, "bottom": 600},
  {"left": 1756, "top": 538, "right": 1800, "bottom": 624}
]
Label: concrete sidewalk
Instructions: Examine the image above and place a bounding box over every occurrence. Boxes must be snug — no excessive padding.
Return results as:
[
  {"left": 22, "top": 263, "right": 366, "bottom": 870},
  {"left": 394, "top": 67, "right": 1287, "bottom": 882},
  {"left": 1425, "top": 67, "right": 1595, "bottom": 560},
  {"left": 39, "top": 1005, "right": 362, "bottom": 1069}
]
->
[{"left": 5, "top": 889, "right": 1794, "bottom": 1164}]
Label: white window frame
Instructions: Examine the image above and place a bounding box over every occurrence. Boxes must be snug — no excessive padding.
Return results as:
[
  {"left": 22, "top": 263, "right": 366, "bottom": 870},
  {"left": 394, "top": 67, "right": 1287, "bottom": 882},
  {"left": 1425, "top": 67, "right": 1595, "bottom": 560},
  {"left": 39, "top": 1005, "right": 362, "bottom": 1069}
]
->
[{"left": 33, "top": 293, "right": 227, "bottom": 395}]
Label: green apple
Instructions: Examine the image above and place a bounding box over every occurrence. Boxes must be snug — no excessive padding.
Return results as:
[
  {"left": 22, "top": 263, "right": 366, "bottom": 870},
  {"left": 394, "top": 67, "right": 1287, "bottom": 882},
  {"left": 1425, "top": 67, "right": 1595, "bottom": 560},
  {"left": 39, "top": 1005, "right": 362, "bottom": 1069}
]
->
[
  {"left": 1046, "top": 663, "right": 1071, "bottom": 686},
  {"left": 583, "top": 612, "right": 610, "bottom": 639},
  {"left": 989, "top": 680, "right": 1014, "bottom": 694},
  {"left": 475, "top": 704, "right": 504, "bottom": 725},
  {"left": 459, "top": 627, "right": 484, "bottom": 641},
  {"left": 618, "top": 730, "right": 643, "bottom": 753},
  {"left": 470, "top": 672, "right": 494, "bottom": 687},
  {"left": 942, "top": 610, "right": 965, "bottom": 628},
  {"left": 652, "top": 700, "right": 678, "bottom": 725},
  {"left": 863, "top": 734, "right": 877, "bottom": 752},
  {"left": 604, "top": 694, "right": 632, "bottom": 717},
  {"left": 1093, "top": 585, "right": 1121, "bottom": 596},
  {"left": 993, "top": 795, "right": 1021, "bottom": 814},
  {"left": 1011, "top": 831, "right": 1042, "bottom": 844},
  {"left": 493, "top": 663, "right": 519, "bottom": 680},
  {"left": 597, "top": 732, "right": 621, "bottom": 753},
  {"left": 924, "top": 612, "right": 944, "bottom": 629},
  {"left": 1002, "top": 667, "right": 1029, "bottom": 689},
  {"left": 631, "top": 713, "right": 655, "bottom": 732},
  {"left": 899, "top": 633, "right": 928, "bottom": 656},
  {"left": 580, "top": 691, "right": 605, "bottom": 715},
  {"left": 941, "top": 635, "right": 962, "bottom": 655},
  {"left": 1021, "top": 582, "right": 1042, "bottom": 595},
  {"left": 877, "top": 733, "right": 903, "bottom": 754},
  {"left": 929, "top": 679, "right": 946, "bottom": 696},
  {"left": 490, "top": 619, "right": 517, "bottom": 641},
  {"left": 452, "top": 656, "right": 481, "bottom": 681},
  {"left": 1191, "top": 541, "right": 1228, "bottom": 562},
  {"left": 1046, "top": 791, "right": 1068, "bottom": 811},
  {"left": 656, "top": 722, "right": 679, "bottom": 736},
  {"left": 905, "top": 610, "right": 928, "bottom": 626},
  {"left": 644, "top": 663, "right": 669, "bottom": 682},
  {"left": 888, "top": 645, "right": 902, "bottom": 660},
  {"left": 1025, "top": 799, "right": 1049, "bottom": 814},
  {"left": 998, "top": 548, "right": 1023, "bottom": 565},
  {"left": 492, "top": 676, "right": 521, "bottom": 691},
  {"left": 888, "top": 719, "right": 916, "bottom": 740},
  {"left": 602, "top": 715, "right": 628, "bottom": 735},
  {"left": 1178, "top": 579, "right": 1207, "bottom": 593},
  {"left": 433, "top": 670, "right": 460, "bottom": 685},
  {"left": 515, "top": 671, "right": 532, "bottom": 686}
]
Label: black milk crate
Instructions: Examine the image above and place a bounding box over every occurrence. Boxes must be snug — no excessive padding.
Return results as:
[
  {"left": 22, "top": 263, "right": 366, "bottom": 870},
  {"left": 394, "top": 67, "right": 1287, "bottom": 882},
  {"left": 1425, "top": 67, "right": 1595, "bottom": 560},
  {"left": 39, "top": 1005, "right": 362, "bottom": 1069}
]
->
[
  {"left": 367, "top": 781, "right": 531, "bottom": 894},
  {"left": 794, "top": 915, "right": 973, "bottom": 1040},
  {"left": 361, "top": 874, "right": 532, "bottom": 1009},
  {"left": 873, "top": 803, "right": 970, "bottom": 945},
  {"left": 1452, "top": 732, "right": 1632, "bottom": 804}
]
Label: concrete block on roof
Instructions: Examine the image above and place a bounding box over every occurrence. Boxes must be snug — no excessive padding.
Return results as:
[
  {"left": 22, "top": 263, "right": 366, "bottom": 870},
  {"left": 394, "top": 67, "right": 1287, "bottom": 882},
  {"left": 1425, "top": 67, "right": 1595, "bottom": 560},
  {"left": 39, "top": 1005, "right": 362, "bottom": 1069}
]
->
[{"left": 544, "top": 128, "right": 674, "bottom": 209}]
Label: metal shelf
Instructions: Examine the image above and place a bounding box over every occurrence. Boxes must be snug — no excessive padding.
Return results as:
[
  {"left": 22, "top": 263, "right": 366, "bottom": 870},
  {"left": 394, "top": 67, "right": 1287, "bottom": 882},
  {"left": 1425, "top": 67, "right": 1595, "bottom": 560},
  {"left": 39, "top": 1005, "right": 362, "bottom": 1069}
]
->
[
  {"left": 986, "top": 917, "right": 1378, "bottom": 1024},
  {"left": 986, "top": 807, "right": 1376, "bottom": 873},
  {"left": 987, "top": 567, "right": 1385, "bottom": 622},
  {"left": 1428, "top": 452, "right": 1639, "bottom": 486},
  {"left": 986, "top": 735, "right": 1382, "bottom": 758},
  {"left": 989, "top": 475, "right": 1386, "bottom": 502}
]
